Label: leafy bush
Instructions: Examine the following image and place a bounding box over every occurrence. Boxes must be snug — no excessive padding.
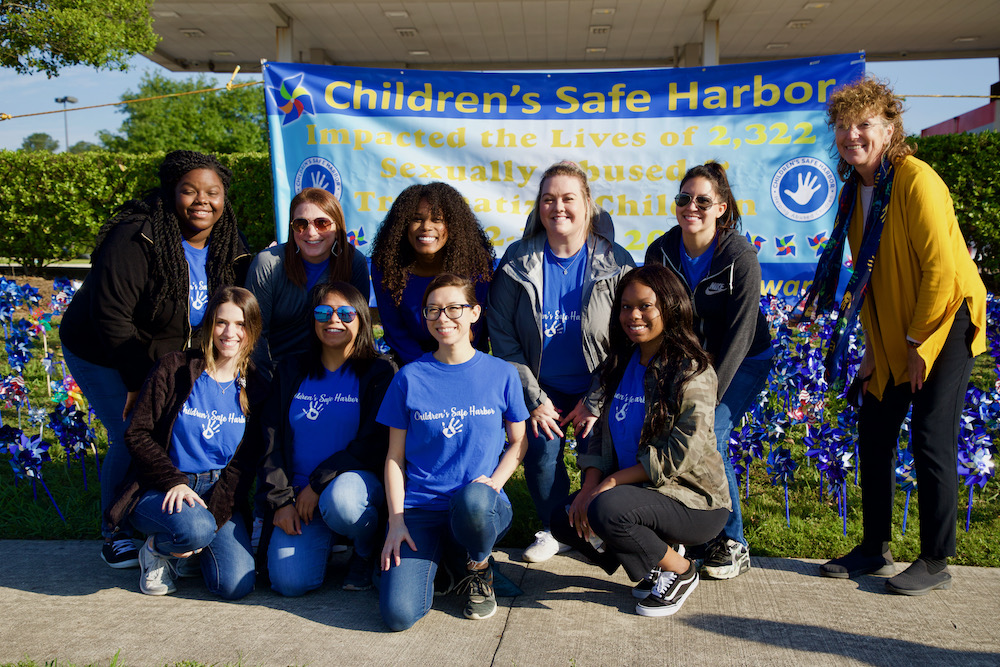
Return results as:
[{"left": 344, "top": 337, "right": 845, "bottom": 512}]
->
[
  {"left": 0, "top": 150, "right": 276, "bottom": 269},
  {"left": 915, "top": 131, "right": 1000, "bottom": 291}
]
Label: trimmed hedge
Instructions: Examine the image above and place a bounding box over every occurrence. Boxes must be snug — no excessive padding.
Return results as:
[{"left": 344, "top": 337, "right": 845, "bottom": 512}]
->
[
  {"left": 2, "top": 133, "right": 998, "bottom": 289},
  {"left": 0, "top": 150, "right": 276, "bottom": 269}
]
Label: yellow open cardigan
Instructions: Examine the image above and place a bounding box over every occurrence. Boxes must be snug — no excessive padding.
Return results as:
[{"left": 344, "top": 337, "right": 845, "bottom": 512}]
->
[{"left": 848, "top": 156, "right": 987, "bottom": 401}]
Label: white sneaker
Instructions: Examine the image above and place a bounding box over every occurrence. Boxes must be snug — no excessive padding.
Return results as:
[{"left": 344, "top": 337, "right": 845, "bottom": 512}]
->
[
  {"left": 700, "top": 538, "right": 750, "bottom": 580},
  {"left": 139, "top": 537, "right": 177, "bottom": 596},
  {"left": 522, "top": 530, "right": 570, "bottom": 563}
]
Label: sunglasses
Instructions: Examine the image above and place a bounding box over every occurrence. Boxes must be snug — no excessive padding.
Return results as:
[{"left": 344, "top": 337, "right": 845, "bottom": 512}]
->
[
  {"left": 422, "top": 304, "right": 473, "bottom": 321},
  {"left": 674, "top": 193, "right": 719, "bottom": 211},
  {"left": 291, "top": 217, "right": 335, "bottom": 233},
  {"left": 313, "top": 305, "right": 357, "bottom": 323}
]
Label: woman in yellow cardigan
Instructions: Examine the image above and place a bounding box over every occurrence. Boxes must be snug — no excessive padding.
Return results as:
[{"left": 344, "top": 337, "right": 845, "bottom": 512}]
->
[{"left": 800, "top": 78, "right": 986, "bottom": 596}]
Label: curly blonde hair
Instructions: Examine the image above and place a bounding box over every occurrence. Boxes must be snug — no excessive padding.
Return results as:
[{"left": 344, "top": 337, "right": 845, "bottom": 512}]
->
[{"left": 826, "top": 77, "right": 915, "bottom": 180}]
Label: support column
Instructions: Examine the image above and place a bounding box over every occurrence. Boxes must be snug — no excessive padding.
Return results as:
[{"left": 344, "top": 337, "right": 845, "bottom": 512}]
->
[{"left": 703, "top": 19, "right": 719, "bottom": 67}]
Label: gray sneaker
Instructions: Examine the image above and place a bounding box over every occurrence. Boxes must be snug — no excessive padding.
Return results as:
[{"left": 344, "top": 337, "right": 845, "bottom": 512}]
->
[
  {"left": 139, "top": 537, "right": 177, "bottom": 596},
  {"left": 460, "top": 561, "right": 497, "bottom": 620}
]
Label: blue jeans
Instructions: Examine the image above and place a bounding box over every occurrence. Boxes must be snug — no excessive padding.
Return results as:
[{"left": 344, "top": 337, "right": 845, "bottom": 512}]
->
[
  {"left": 713, "top": 354, "right": 773, "bottom": 546},
  {"left": 268, "top": 470, "right": 384, "bottom": 597},
  {"left": 63, "top": 347, "right": 132, "bottom": 539},
  {"left": 379, "top": 482, "right": 512, "bottom": 632},
  {"left": 523, "top": 385, "right": 589, "bottom": 530},
  {"left": 129, "top": 470, "right": 256, "bottom": 600}
]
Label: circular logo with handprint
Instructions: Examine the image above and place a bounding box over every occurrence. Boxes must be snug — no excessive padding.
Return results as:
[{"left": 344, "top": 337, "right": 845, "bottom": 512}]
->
[
  {"left": 770, "top": 157, "right": 836, "bottom": 222},
  {"left": 294, "top": 157, "right": 343, "bottom": 200}
]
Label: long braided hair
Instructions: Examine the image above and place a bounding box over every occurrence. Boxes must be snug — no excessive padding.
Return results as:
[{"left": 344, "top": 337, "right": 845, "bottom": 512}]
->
[{"left": 92, "top": 150, "right": 244, "bottom": 318}]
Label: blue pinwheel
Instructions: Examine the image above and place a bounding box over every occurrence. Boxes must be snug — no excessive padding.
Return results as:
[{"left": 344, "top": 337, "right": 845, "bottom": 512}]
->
[
  {"left": 957, "top": 416, "right": 995, "bottom": 532},
  {"left": 6, "top": 430, "right": 64, "bottom": 520},
  {"left": 767, "top": 447, "right": 798, "bottom": 526},
  {"left": 895, "top": 447, "right": 917, "bottom": 535}
]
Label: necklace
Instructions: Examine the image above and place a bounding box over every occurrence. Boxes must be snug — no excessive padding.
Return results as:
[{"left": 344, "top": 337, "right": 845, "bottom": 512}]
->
[
  {"left": 215, "top": 377, "right": 236, "bottom": 394},
  {"left": 546, "top": 244, "right": 586, "bottom": 275}
]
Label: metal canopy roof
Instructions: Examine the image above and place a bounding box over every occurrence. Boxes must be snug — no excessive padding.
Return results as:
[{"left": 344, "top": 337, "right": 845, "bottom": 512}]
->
[{"left": 143, "top": 0, "right": 1000, "bottom": 73}]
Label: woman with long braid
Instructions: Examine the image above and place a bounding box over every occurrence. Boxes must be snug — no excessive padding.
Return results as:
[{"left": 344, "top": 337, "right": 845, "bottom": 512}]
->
[{"left": 61, "top": 150, "right": 252, "bottom": 569}]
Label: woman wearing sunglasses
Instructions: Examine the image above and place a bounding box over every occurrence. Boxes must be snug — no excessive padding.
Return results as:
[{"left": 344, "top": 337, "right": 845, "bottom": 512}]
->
[
  {"left": 259, "top": 282, "right": 395, "bottom": 595},
  {"left": 246, "top": 187, "right": 371, "bottom": 379},
  {"left": 644, "top": 162, "right": 772, "bottom": 581},
  {"left": 370, "top": 182, "right": 495, "bottom": 365},
  {"left": 377, "top": 274, "right": 529, "bottom": 630}
]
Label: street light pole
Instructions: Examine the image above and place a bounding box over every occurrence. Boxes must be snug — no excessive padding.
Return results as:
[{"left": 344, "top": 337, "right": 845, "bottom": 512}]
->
[{"left": 54, "top": 96, "right": 78, "bottom": 152}]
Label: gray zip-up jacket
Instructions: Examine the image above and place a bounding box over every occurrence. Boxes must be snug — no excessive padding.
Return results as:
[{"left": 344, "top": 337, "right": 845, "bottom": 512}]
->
[{"left": 487, "top": 209, "right": 635, "bottom": 413}]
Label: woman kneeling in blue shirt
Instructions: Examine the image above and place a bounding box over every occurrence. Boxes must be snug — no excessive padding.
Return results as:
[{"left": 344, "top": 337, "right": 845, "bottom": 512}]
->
[{"left": 377, "top": 274, "right": 530, "bottom": 630}]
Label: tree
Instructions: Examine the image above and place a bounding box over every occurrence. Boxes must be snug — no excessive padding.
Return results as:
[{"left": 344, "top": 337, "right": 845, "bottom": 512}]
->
[
  {"left": 98, "top": 73, "right": 267, "bottom": 154},
  {"left": 0, "top": 0, "right": 159, "bottom": 78},
  {"left": 20, "top": 132, "right": 59, "bottom": 153},
  {"left": 68, "top": 141, "right": 101, "bottom": 154}
]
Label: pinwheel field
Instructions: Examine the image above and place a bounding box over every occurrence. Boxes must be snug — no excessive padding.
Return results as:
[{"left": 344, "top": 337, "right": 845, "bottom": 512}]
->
[{"left": 1, "top": 276, "right": 997, "bottom": 566}]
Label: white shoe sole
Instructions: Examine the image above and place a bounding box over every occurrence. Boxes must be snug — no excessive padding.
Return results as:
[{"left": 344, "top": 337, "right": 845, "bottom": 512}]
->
[{"left": 635, "top": 576, "right": 699, "bottom": 617}]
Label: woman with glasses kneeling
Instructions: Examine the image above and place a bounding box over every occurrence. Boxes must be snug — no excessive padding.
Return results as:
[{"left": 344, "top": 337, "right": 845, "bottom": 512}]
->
[
  {"left": 246, "top": 188, "right": 371, "bottom": 379},
  {"left": 260, "top": 282, "right": 395, "bottom": 595},
  {"left": 106, "top": 287, "right": 267, "bottom": 599},
  {"left": 550, "top": 265, "right": 731, "bottom": 617},
  {"left": 377, "top": 274, "right": 529, "bottom": 630}
]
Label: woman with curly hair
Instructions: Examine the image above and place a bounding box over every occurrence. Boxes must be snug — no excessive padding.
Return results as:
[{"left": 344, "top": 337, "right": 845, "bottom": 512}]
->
[
  {"left": 488, "top": 161, "right": 635, "bottom": 563},
  {"left": 246, "top": 187, "right": 370, "bottom": 379},
  {"left": 798, "top": 78, "right": 987, "bottom": 596},
  {"left": 370, "top": 182, "right": 495, "bottom": 364},
  {"left": 549, "top": 264, "right": 730, "bottom": 617},
  {"left": 61, "top": 150, "right": 252, "bottom": 569}
]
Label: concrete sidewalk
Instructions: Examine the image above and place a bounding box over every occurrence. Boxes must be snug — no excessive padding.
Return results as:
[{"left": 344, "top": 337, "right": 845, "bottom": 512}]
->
[{"left": 1, "top": 540, "right": 997, "bottom": 666}]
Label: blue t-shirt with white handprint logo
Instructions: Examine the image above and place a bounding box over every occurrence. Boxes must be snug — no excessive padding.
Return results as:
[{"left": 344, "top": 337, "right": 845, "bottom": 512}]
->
[
  {"left": 288, "top": 364, "right": 361, "bottom": 489},
  {"left": 539, "top": 242, "right": 591, "bottom": 394},
  {"left": 608, "top": 350, "right": 646, "bottom": 471},
  {"left": 376, "top": 351, "right": 530, "bottom": 511},
  {"left": 183, "top": 240, "right": 210, "bottom": 327},
  {"left": 170, "top": 371, "right": 246, "bottom": 473}
]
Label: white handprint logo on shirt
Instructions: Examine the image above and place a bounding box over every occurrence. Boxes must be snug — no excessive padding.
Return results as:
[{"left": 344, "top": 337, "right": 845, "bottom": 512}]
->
[
  {"left": 191, "top": 280, "right": 208, "bottom": 310},
  {"left": 202, "top": 415, "right": 223, "bottom": 440},
  {"left": 442, "top": 416, "right": 464, "bottom": 438},
  {"left": 783, "top": 172, "right": 821, "bottom": 205},
  {"left": 615, "top": 402, "right": 629, "bottom": 422},
  {"left": 544, "top": 316, "right": 565, "bottom": 338},
  {"left": 302, "top": 400, "right": 323, "bottom": 421}
]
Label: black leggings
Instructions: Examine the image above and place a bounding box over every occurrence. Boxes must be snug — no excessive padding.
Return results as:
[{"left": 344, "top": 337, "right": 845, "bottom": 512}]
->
[{"left": 550, "top": 485, "right": 728, "bottom": 581}]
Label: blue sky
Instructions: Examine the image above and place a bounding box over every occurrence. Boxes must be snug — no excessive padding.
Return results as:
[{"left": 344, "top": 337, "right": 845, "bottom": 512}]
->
[{"left": 0, "top": 55, "right": 996, "bottom": 151}]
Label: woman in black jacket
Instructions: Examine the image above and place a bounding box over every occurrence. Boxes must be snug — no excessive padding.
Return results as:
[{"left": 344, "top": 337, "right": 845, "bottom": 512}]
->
[
  {"left": 106, "top": 287, "right": 267, "bottom": 599},
  {"left": 645, "top": 162, "right": 772, "bottom": 580},
  {"left": 259, "top": 282, "right": 395, "bottom": 595},
  {"left": 61, "top": 150, "right": 251, "bottom": 568}
]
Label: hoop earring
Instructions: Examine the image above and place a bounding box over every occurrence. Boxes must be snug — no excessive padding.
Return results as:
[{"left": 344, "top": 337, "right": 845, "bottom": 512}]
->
[{"left": 330, "top": 238, "right": 340, "bottom": 257}]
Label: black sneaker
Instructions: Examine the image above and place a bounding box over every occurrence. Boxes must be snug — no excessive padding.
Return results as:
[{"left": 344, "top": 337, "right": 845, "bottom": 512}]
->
[
  {"left": 101, "top": 538, "right": 140, "bottom": 569},
  {"left": 635, "top": 560, "right": 699, "bottom": 617},
  {"left": 342, "top": 553, "right": 374, "bottom": 591},
  {"left": 820, "top": 545, "right": 895, "bottom": 579},
  {"left": 701, "top": 538, "right": 750, "bottom": 580},
  {"left": 459, "top": 561, "right": 497, "bottom": 620},
  {"left": 885, "top": 558, "right": 952, "bottom": 596},
  {"left": 633, "top": 545, "right": 685, "bottom": 598}
]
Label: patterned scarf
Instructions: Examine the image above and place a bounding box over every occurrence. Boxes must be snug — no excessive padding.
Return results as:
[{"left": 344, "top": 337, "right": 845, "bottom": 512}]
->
[{"left": 794, "top": 157, "right": 896, "bottom": 387}]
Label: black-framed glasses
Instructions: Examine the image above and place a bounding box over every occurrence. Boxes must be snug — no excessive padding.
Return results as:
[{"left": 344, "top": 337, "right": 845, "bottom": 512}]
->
[
  {"left": 674, "top": 193, "right": 718, "bottom": 211},
  {"left": 422, "top": 304, "right": 473, "bottom": 321},
  {"left": 314, "top": 305, "right": 357, "bottom": 323},
  {"left": 291, "top": 217, "right": 335, "bottom": 233}
]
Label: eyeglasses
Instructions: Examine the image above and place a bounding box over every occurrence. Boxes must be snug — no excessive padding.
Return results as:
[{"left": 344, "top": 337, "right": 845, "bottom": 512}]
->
[
  {"left": 674, "top": 193, "right": 718, "bottom": 211},
  {"left": 291, "top": 217, "right": 335, "bottom": 233},
  {"left": 314, "top": 305, "right": 357, "bottom": 323},
  {"left": 422, "top": 304, "right": 473, "bottom": 321}
]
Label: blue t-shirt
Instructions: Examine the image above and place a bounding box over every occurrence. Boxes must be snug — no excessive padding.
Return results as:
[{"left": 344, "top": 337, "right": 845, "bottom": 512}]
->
[
  {"left": 376, "top": 351, "right": 530, "bottom": 511},
  {"left": 371, "top": 265, "right": 490, "bottom": 364},
  {"left": 608, "top": 350, "right": 647, "bottom": 471},
  {"left": 170, "top": 371, "right": 246, "bottom": 473},
  {"left": 679, "top": 237, "right": 716, "bottom": 290},
  {"left": 183, "top": 240, "right": 209, "bottom": 327},
  {"left": 303, "top": 257, "right": 330, "bottom": 291},
  {"left": 538, "top": 242, "right": 591, "bottom": 394},
  {"left": 288, "top": 364, "right": 361, "bottom": 489}
]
